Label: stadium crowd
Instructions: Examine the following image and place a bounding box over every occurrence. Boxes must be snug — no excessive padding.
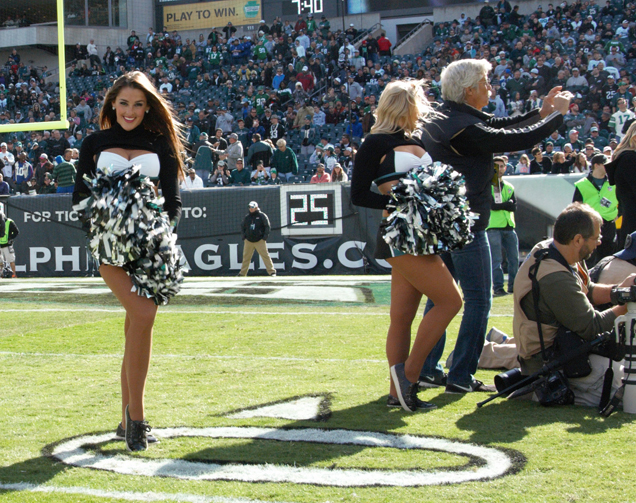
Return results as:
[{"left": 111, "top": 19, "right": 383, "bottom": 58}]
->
[{"left": 0, "top": 0, "right": 635, "bottom": 194}]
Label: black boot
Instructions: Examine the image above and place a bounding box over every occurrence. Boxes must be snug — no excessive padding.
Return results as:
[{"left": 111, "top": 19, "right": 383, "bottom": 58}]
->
[{"left": 125, "top": 405, "right": 151, "bottom": 452}]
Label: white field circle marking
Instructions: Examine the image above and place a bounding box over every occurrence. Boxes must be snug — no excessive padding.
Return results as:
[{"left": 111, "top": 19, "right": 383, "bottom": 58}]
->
[{"left": 52, "top": 427, "right": 515, "bottom": 487}]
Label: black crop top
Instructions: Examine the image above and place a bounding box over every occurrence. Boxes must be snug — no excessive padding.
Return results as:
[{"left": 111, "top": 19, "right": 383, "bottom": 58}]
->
[
  {"left": 351, "top": 131, "right": 427, "bottom": 210},
  {"left": 73, "top": 122, "right": 182, "bottom": 223}
]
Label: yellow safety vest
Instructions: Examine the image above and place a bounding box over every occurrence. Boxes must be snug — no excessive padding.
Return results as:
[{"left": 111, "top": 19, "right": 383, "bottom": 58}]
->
[
  {"left": 487, "top": 180, "right": 515, "bottom": 229},
  {"left": 574, "top": 177, "right": 618, "bottom": 221},
  {"left": 0, "top": 219, "right": 11, "bottom": 246}
]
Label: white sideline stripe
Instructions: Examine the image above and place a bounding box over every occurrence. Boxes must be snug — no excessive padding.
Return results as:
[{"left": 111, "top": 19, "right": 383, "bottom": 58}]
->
[
  {"left": 0, "top": 351, "right": 386, "bottom": 364},
  {"left": 0, "top": 309, "right": 513, "bottom": 318},
  {"left": 0, "top": 482, "right": 295, "bottom": 503},
  {"left": 51, "top": 427, "right": 514, "bottom": 487}
]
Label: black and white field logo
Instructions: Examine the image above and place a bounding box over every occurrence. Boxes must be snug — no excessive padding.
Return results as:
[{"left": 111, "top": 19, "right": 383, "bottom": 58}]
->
[{"left": 48, "top": 395, "right": 524, "bottom": 488}]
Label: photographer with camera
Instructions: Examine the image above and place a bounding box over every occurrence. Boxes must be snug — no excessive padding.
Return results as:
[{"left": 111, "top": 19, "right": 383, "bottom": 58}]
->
[{"left": 513, "top": 203, "right": 634, "bottom": 406}]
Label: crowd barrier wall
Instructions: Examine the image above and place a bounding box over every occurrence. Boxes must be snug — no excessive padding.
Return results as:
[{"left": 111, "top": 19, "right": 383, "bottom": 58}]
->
[{"left": 1, "top": 174, "right": 584, "bottom": 277}]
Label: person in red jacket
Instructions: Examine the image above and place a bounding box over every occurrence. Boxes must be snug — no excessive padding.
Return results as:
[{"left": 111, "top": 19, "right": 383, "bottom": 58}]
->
[
  {"left": 297, "top": 67, "right": 314, "bottom": 92},
  {"left": 377, "top": 33, "right": 392, "bottom": 56},
  {"left": 294, "top": 15, "right": 307, "bottom": 33}
]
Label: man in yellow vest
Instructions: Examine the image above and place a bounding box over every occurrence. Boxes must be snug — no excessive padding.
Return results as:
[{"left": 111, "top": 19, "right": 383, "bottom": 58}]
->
[
  {"left": 572, "top": 153, "right": 618, "bottom": 266},
  {"left": 0, "top": 205, "right": 19, "bottom": 278},
  {"left": 487, "top": 157, "right": 519, "bottom": 297}
]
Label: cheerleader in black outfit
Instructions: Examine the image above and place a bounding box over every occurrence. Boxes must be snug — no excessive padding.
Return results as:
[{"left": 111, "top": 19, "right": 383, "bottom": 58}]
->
[
  {"left": 351, "top": 80, "right": 463, "bottom": 412},
  {"left": 73, "top": 72, "right": 186, "bottom": 451}
]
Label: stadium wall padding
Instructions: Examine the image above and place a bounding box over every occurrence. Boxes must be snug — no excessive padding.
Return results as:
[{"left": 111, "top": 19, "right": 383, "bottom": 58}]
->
[{"left": 4, "top": 174, "right": 584, "bottom": 277}]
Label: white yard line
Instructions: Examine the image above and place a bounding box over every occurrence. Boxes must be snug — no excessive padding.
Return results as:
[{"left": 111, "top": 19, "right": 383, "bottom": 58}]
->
[
  {"left": 0, "top": 482, "right": 297, "bottom": 503},
  {"left": 0, "top": 308, "right": 512, "bottom": 317},
  {"left": 0, "top": 351, "right": 386, "bottom": 364}
]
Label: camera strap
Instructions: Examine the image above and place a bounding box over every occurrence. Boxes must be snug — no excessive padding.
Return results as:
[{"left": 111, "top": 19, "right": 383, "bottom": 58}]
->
[
  {"left": 529, "top": 251, "right": 549, "bottom": 362},
  {"left": 528, "top": 246, "right": 569, "bottom": 362}
]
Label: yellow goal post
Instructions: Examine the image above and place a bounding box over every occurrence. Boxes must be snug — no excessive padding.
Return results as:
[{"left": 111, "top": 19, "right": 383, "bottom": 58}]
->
[{"left": 0, "top": 0, "right": 68, "bottom": 134}]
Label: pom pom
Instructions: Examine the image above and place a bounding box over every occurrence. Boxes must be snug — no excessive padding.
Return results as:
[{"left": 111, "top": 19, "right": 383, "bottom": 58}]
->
[
  {"left": 74, "top": 165, "right": 184, "bottom": 305},
  {"left": 382, "top": 163, "right": 475, "bottom": 256}
]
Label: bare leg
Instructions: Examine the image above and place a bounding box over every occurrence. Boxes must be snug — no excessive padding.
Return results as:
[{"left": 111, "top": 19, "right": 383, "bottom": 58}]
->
[
  {"left": 386, "top": 254, "right": 462, "bottom": 395},
  {"left": 121, "top": 313, "right": 131, "bottom": 426},
  {"left": 100, "top": 265, "right": 157, "bottom": 422}
]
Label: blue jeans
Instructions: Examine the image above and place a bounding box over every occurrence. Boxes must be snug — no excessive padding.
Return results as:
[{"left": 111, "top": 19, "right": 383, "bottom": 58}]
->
[
  {"left": 281, "top": 172, "right": 295, "bottom": 181},
  {"left": 195, "top": 169, "right": 210, "bottom": 187},
  {"left": 419, "top": 230, "right": 493, "bottom": 387},
  {"left": 487, "top": 228, "right": 519, "bottom": 293}
]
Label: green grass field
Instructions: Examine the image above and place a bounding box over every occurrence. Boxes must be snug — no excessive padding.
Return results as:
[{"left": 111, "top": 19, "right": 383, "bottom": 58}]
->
[{"left": 0, "top": 276, "right": 635, "bottom": 503}]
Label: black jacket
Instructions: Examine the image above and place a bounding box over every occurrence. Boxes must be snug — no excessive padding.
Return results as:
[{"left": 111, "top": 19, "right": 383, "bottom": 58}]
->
[
  {"left": 607, "top": 150, "right": 636, "bottom": 245},
  {"left": 242, "top": 210, "right": 271, "bottom": 242},
  {"left": 421, "top": 101, "right": 563, "bottom": 231}
]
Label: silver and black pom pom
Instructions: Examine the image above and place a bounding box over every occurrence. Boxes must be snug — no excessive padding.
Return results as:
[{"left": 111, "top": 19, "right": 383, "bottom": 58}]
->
[
  {"left": 382, "top": 163, "right": 475, "bottom": 256},
  {"left": 74, "top": 166, "right": 184, "bottom": 305}
]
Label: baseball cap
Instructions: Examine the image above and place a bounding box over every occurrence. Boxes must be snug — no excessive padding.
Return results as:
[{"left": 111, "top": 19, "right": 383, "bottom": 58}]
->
[
  {"left": 591, "top": 126, "right": 599, "bottom": 132},
  {"left": 531, "top": 68, "right": 539, "bottom": 74},
  {"left": 591, "top": 153, "right": 608, "bottom": 166},
  {"left": 229, "top": 133, "right": 238, "bottom": 139},
  {"left": 615, "top": 231, "right": 636, "bottom": 261},
  {"left": 302, "top": 66, "right": 308, "bottom": 71},
  {"left": 248, "top": 201, "right": 258, "bottom": 208},
  {"left": 569, "top": 129, "right": 579, "bottom": 134}
]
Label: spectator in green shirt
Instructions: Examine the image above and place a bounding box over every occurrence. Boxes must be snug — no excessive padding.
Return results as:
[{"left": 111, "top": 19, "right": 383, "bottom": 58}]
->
[
  {"left": 52, "top": 149, "right": 76, "bottom": 193},
  {"left": 230, "top": 158, "right": 251, "bottom": 185},
  {"left": 270, "top": 139, "right": 298, "bottom": 181}
]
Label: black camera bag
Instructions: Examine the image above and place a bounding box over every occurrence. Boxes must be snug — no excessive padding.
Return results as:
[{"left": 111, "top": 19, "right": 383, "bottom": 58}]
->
[{"left": 552, "top": 327, "right": 592, "bottom": 379}]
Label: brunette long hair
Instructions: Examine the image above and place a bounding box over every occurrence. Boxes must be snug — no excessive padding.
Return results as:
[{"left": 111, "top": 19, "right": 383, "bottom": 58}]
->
[{"left": 100, "top": 71, "right": 186, "bottom": 180}]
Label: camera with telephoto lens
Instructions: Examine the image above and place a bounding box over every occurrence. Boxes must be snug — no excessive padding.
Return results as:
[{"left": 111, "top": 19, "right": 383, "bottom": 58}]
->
[
  {"left": 535, "top": 370, "right": 575, "bottom": 406},
  {"left": 610, "top": 285, "right": 636, "bottom": 306}
]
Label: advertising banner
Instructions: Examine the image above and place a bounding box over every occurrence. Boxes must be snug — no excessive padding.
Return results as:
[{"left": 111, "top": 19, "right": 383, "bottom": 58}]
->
[
  {"left": 4, "top": 174, "right": 584, "bottom": 277},
  {"left": 163, "top": 0, "right": 262, "bottom": 31},
  {"left": 4, "top": 184, "right": 390, "bottom": 277}
]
